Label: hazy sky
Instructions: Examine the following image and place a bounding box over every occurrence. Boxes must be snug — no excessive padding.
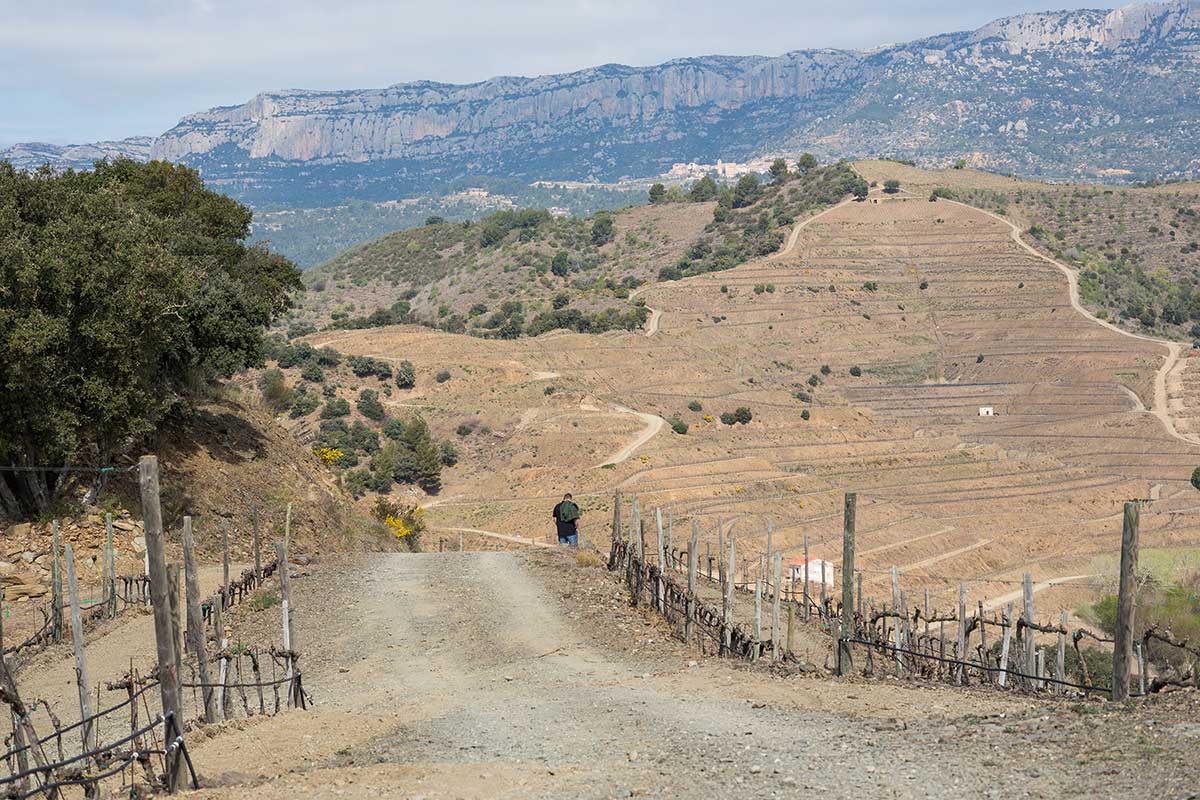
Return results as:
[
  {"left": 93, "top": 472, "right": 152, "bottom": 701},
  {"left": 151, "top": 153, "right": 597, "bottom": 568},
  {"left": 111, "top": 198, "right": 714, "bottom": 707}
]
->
[{"left": 1, "top": 0, "right": 1104, "bottom": 146}]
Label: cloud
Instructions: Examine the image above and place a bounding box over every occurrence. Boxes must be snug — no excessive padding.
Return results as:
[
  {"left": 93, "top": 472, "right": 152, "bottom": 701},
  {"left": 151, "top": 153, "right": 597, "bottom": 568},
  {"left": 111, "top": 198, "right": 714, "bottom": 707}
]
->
[{"left": 0, "top": 0, "right": 1077, "bottom": 144}]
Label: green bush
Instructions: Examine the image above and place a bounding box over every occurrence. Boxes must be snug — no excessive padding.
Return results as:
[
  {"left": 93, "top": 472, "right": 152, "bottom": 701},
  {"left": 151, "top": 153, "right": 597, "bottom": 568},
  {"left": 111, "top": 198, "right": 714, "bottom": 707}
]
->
[
  {"left": 440, "top": 440, "right": 459, "bottom": 467},
  {"left": 289, "top": 392, "right": 320, "bottom": 418},
  {"left": 300, "top": 362, "right": 324, "bottom": 383},
  {"left": 801, "top": 409, "right": 811, "bottom": 421},
  {"left": 687, "top": 400, "right": 703, "bottom": 412},
  {"left": 357, "top": 389, "right": 386, "bottom": 421},
  {"left": 383, "top": 418, "right": 407, "bottom": 440},
  {"left": 321, "top": 397, "right": 351, "bottom": 418},
  {"left": 668, "top": 417, "right": 688, "bottom": 435},
  {"left": 258, "top": 369, "right": 294, "bottom": 413},
  {"left": 849, "top": 366, "right": 862, "bottom": 377},
  {"left": 395, "top": 360, "right": 416, "bottom": 389},
  {"left": 455, "top": 424, "right": 474, "bottom": 437},
  {"left": 820, "top": 364, "right": 831, "bottom": 375},
  {"left": 883, "top": 179, "right": 901, "bottom": 194},
  {"left": 807, "top": 374, "right": 821, "bottom": 387},
  {"left": 733, "top": 406, "right": 752, "bottom": 424},
  {"left": 435, "top": 370, "right": 452, "bottom": 383},
  {"left": 1192, "top": 466, "right": 1200, "bottom": 491}
]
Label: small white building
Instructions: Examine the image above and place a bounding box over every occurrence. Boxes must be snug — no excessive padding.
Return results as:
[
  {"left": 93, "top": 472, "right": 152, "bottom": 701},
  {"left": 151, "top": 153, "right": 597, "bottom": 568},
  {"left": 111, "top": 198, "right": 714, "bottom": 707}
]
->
[
  {"left": 785, "top": 558, "right": 834, "bottom": 589},
  {"left": 978, "top": 406, "right": 995, "bottom": 417}
]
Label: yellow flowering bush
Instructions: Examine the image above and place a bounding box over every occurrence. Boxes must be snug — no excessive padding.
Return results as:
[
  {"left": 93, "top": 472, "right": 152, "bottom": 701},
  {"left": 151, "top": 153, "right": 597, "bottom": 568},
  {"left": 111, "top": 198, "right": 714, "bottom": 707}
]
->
[{"left": 314, "top": 446, "right": 344, "bottom": 467}]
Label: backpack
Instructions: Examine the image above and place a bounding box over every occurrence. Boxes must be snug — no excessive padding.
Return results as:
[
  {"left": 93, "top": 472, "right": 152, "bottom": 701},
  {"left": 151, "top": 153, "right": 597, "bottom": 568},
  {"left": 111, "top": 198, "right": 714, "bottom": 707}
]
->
[{"left": 558, "top": 501, "right": 580, "bottom": 523}]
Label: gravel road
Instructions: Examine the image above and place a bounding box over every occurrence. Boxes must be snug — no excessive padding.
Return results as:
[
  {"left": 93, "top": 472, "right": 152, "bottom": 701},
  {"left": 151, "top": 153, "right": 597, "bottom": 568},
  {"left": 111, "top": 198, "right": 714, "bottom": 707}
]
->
[{"left": 183, "top": 551, "right": 1196, "bottom": 799}]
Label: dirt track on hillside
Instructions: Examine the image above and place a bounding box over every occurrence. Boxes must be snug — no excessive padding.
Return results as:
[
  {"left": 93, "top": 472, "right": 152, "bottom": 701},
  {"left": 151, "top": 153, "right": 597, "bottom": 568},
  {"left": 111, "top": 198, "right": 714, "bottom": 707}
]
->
[{"left": 168, "top": 551, "right": 1198, "bottom": 800}]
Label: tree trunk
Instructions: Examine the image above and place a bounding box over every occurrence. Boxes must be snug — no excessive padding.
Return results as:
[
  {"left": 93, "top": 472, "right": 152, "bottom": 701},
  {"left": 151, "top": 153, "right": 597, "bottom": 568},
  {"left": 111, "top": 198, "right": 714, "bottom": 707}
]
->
[{"left": 0, "top": 474, "right": 21, "bottom": 519}]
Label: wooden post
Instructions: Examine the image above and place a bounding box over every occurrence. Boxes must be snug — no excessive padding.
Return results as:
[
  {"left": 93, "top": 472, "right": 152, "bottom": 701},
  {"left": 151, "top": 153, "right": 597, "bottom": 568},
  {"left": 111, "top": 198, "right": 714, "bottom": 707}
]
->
[
  {"left": 786, "top": 600, "right": 795, "bottom": 657},
  {"left": 222, "top": 520, "right": 231, "bottom": 589},
  {"left": 1112, "top": 501, "right": 1139, "bottom": 702},
  {"left": 252, "top": 506, "right": 262, "bottom": 583},
  {"left": 753, "top": 570, "right": 763, "bottom": 662},
  {"left": 459, "top": 532, "right": 464, "bottom": 552},
  {"left": 139, "top": 455, "right": 184, "bottom": 760},
  {"left": 667, "top": 504, "right": 673, "bottom": 556},
  {"left": 956, "top": 582, "right": 966, "bottom": 685},
  {"left": 51, "top": 521, "right": 63, "bottom": 643},
  {"left": 167, "top": 564, "right": 184, "bottom": 691},
  {"left": 1057, "top": 610, "right": 1067, "bottom": 693},
  {"left": 722, "top": 535, "right": 735, "bottom": 656},
  {"left": 765, "top": 521, "right": 773, "bottom": 570},
  {"left": 105, "top": 513, "right": 117, "bottom": 618},
  {"left": 802, "top": 532, "right": 810, "bottom": 621},
  {"left": 856, "top": 571, "right": 863, "bottom": 618},
  {"left": 838, "top": 493, "right": 856, "bottom": 675},
  {"left": 890, "top": 566, "right": 902, "bottom": 672},
  {"left": 999, "top": 602, "right": 1014, "bottom": 688},
  {"left": 181, "top": 518, "right": 216, "bottom": 723},
  {"left": 611, "top": 490, "right": 622, "bottom": 544},
  {"left": 1136, "top": 643, "right": 1146, "bottom": 697},
  {"left": 979, "top": 600, "right": 989, "bottom": 682},
  {"left": 1022, "top": 572, "right": 1034, "bottom": 686},
  {"left": 1036, "top": 649, "right": 1046, "bottom": 690},
  {"left": 630, "top": 498, "right": 641, "bottom": 552},
  {"left": 64, "top": 543, "right": 96, "bottom": 753},
  {"left": 277, "top": 541, "right": 294, "bottom": 683},
  {"left": 686, "top": 523, "right": 698, "bottom": 644},
  {"left": 655, "top": 507, "right": 665, "bottom": 611},
  {"left": 705, "top": 541, "right": 711, "bottom": 580},
  {"left": 772, "top": 552, "right": 783, "bottom": 663},
  {"left": 717, "top": 520, "right": 725, "bottom": 587}
]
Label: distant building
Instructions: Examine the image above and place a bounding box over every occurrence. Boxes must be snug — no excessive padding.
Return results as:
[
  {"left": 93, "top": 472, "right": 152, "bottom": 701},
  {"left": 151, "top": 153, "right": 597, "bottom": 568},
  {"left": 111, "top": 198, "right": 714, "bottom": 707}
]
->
[
  {"left": 785, "top": 558, "right": 834, "bottom": 589},
  {"left": 978, "top": 406, "right": 995, "bottom": 417}
]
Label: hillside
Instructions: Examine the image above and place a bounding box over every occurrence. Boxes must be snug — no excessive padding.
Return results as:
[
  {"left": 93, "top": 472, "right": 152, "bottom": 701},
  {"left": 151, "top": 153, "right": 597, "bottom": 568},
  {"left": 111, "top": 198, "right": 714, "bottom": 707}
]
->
[
  {"left": 289, "top": 168, "right": 1200, "bottom": 639},
  {"left": 855, "top": 160, "right": 1200, "bottom": 341},
  {"left": 291, "top": 161, "right": 866, "bottom": 338}
]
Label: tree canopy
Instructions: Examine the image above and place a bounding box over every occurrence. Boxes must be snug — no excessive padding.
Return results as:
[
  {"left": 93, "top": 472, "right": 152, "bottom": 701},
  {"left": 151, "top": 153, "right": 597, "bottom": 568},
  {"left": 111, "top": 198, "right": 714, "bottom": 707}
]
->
[{"left": 0, "top": 159, "right": 302, "bottom": 517}]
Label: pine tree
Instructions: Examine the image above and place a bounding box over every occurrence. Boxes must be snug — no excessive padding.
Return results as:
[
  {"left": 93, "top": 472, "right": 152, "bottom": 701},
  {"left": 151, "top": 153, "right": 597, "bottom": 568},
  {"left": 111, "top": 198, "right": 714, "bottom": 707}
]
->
[{"left": 403, "top": 416, "right": 443, "bottom": 493}]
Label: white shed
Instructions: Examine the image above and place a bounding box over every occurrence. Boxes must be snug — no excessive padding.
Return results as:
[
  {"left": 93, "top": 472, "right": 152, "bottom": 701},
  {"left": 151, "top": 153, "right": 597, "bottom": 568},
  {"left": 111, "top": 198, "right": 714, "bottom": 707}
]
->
[{"left": 978, "top": 406, "right": 995, "bottom": 417}]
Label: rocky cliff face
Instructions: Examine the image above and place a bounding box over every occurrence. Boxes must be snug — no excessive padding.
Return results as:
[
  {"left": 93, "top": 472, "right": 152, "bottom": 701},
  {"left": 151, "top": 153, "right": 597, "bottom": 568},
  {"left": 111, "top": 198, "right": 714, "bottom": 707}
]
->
[{"left": 5, "top": 1, "right": 1199, "bottom": 203}]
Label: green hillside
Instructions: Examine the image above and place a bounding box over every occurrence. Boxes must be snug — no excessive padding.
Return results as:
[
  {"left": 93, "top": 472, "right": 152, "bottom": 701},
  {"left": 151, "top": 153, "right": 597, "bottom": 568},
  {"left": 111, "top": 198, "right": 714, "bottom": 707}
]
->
[{"left": 287, "top": 159, "right": 866, "bottom": 339}]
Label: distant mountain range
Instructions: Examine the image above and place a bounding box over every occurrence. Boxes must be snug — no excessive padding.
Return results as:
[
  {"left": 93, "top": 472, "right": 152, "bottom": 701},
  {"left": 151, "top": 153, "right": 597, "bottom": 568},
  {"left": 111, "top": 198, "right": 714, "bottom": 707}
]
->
[{"left": 5, "top": 1, "right": 1198, "bottom": 255}]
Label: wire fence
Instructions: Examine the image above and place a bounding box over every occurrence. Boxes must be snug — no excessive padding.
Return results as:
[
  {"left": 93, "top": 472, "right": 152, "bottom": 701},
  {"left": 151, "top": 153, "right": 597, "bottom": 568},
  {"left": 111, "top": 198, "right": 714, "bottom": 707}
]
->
[{"left": 609, "top": 493, "right": 1200, "bottom": 701}]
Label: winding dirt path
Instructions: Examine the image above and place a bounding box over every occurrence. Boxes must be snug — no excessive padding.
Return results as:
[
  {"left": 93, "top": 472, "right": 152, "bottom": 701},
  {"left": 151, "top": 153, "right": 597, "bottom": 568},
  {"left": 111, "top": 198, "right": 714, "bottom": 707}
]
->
[
  {"left": 948, "top": 198, "right": 1200, "bottom": 447},
  {"left": 598, "top": 404, "right": 666, "bottom": 467}
]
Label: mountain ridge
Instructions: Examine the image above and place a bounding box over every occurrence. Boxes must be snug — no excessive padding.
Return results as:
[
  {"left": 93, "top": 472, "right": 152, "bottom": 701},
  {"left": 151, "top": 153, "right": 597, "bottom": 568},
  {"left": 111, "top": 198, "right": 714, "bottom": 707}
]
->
[{"left": 4, "top": 0, "right": 1199, "bottom": 205}]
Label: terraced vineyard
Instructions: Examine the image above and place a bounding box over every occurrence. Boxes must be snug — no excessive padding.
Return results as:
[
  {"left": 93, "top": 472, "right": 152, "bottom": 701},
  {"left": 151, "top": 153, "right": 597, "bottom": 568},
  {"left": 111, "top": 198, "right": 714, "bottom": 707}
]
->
[{"left": 305, "top": 174, "right": 1200, "bottom": 624}]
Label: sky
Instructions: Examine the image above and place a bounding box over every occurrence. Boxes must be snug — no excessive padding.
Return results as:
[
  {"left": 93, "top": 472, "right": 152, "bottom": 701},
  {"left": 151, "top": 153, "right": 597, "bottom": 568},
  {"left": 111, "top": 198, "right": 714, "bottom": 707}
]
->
[{"left": 0, "top": 0, "right": 1105, "bottom": 146}]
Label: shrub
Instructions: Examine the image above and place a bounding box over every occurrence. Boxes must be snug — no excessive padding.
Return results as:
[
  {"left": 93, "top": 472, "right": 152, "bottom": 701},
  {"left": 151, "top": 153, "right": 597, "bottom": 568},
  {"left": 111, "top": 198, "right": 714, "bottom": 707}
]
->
[
  {"left": 1192, "top": 467, "right": 1200, "bottom": 491},
  {"left": 659, "top": 265, "right": 683, "bottom": 281},
  {"left": 551, "top": 250, "right": 571, "bottom": 278},
  {"left": 455, "top": 423, "right": 474, "bottom": 437},
  {"left": 976, "top": 354, "right": 985, "bottom": 364},
  {"left": 591, "top": 214, "right": 615, "bottom": 246},
  {"left": 289, "top": 392, "right": 320, "bottom": 418},
  {"left": 258, "top": 368, "right": 294, "bottom": 413},
  {"left": 801, "top": 409, "right": 811, "bottom": 421},
  {"left": 395, "top": 360, "right": 416, "bottom": 389},
  {"left": 668, "top": 417, "right": 689, "bottom": 435},
  {"left": 820, "top": 364, "right": 831, "bottom": 375},
  {"left": 357, "top": 389, "right": 386, "bottom": 421},
  {"left": 733, "top": 406, "right": 752, "bottom": 424},
  {"left": 919, "top": 281, "right": 929, "bottom": 290},
  {"left": 440, "top": 440, "right": 459, "bottom": 467},
  {"left": 793, "top": 390, "right": 811, "bottom": 403},
  {"left": 807, "top": 374, "right": 821, "bottom": 387},
  {"left": 349, "top": 355, "right": 392, "bottom": 380},
  {"left": 383, "top": 418, "right": 407, "bottom": 440},
  {"left": 687, "top": 400, "right": 703, "bottom": 412},
  {"left": 849, "top": 366, "right": 862, "bottom": 377},
  {"left": 315, "top": 347, "right": 342, "bottom": 366},
  {"left": 435, "top": 370, "right": 452, "bottom": 383},
  {"left": 300, "top": 362, "right": 324, "bottom": 383},
  {"left": 321, "top": 398, "right": 351, "bottom": 418},
  {"left": 883, "top": 179, "right": 901, "bottom": 194},
  {"left": 543, "top": 386, "right": 556, "bottom": 395},
  {"left": 719, "top": 411, "right": 736, "bottom": 425},
  {"left": 862, "top": 281, "right": 878, "bottom": 292}
]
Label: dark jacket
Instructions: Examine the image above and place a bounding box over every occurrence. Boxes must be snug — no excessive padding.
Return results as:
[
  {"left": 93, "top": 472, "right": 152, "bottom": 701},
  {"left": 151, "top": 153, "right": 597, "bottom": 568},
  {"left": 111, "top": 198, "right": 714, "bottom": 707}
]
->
[{"left": 552, "top": 501, "right": 579, "bottom": 536}]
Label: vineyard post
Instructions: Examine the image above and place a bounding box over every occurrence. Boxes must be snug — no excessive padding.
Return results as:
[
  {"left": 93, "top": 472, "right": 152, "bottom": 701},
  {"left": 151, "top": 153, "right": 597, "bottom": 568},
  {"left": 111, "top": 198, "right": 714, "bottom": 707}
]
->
[
  {"left": 277, "top": 540, "right": 295, "bottom": 685},
  {"left": 655, "top": 508, "right": 665, "bottom": 611},
  {"left": 837, "top": 492, "right": 856, "bottom": 675},
  {"left": 105, "top": 513, "right": 117, "bottom": 618},
  {"left": 722, "top": 535, "right": 735, "bottom": 656},
  {"left": 64, "top": 543, "right": 96, "bottom": 753},
  {"left": 139, "top": 455, "right": 183, "bottom": 780},
  {"left": 167, "top": 564, "right": 184, "bottom": 693},
  {"left": 51, "top": 520, "right": 63, "bottom": 643},
  {"left": 1112, "top": 501, "right": 1139, "bottom": 702},
  {"left": 753, "top": 569, "right": 763, "bottom": 662},
  {"left": 611, "top": 490, "right": 622, "bottom": 545},
  {"left": 1056, "top": 610, "right": 1067, "bottom": 693},
  {"left": 998, "top": 603, "right": 1014, "bottom": 688},
  {"left": 1022, "top": 572, "right": 1034, "bottom": 687},
  {"left": 222, "top": 520, "right": 231, "bottom": 590},
  {"left": 686, "top": 523, "right": 698, "bottom": 644},
  {"left": 956, "top": 583, "right": 966, "bottom": 685},
  {"left": 772, "top": 551, "right": 783, "bottom": 663},
  {"left": 182, "top": 518, "right": 216, "bottom": 723},
  {"left": 802, "top": 532, "right": 810, "bottom": 621}
]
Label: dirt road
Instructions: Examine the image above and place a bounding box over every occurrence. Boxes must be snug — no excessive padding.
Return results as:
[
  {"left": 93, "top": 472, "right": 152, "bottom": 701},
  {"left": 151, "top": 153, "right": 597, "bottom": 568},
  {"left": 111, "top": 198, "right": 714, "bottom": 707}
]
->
[{"left": 180, "top": 552, "right": 1195, "bottom": 799}]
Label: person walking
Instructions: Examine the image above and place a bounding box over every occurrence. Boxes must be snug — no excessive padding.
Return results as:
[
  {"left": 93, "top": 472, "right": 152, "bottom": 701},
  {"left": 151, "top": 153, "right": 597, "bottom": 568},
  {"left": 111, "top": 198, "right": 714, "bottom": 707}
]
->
[{"left": 552, "top": 493, "right": 581, "bottom": 546}]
